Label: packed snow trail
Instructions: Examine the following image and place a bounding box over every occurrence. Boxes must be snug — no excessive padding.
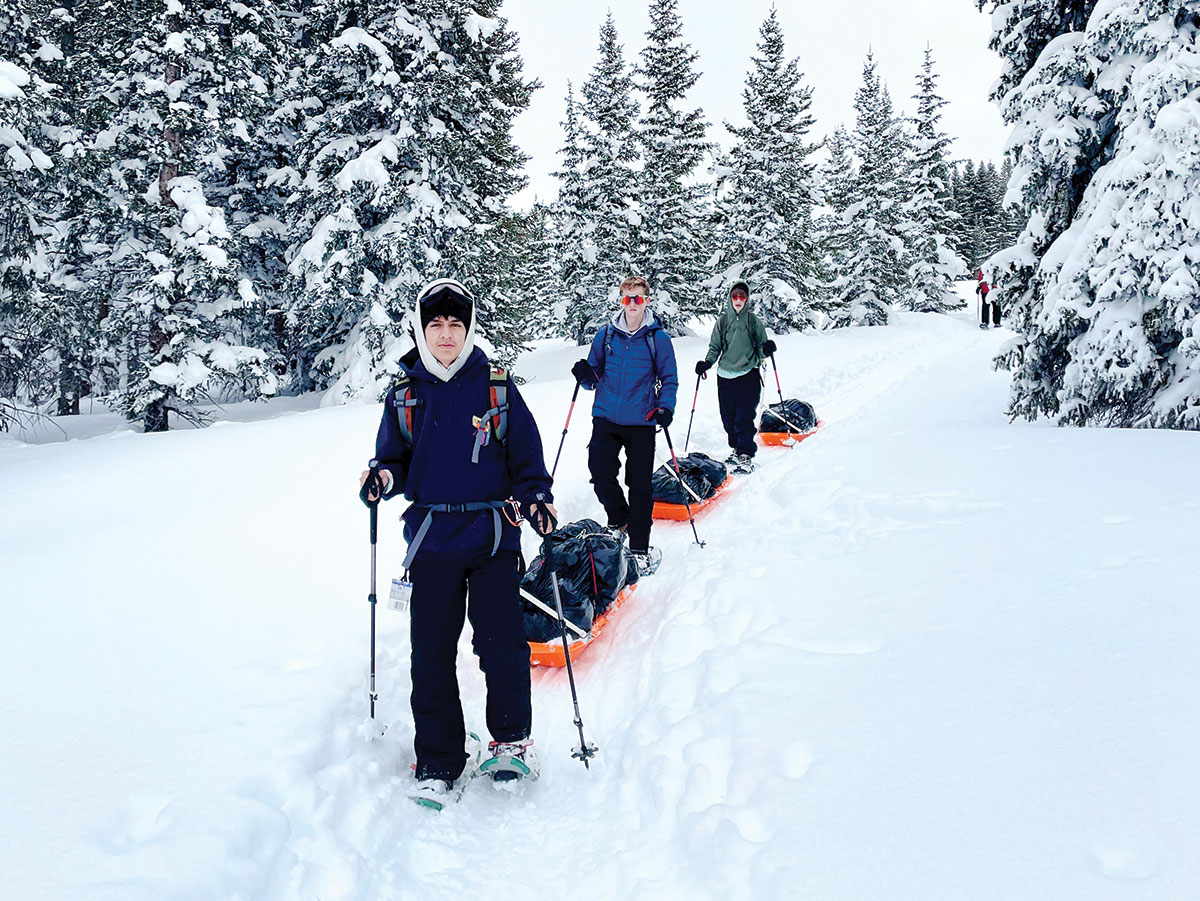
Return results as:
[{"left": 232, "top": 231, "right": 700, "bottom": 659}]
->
[{"left": 3, "top": 311, "right": 1198, "bottom": 899}]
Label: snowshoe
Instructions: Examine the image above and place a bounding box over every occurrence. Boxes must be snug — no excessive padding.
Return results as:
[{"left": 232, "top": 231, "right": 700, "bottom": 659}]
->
[
  {"left": 478, "top": 738, "right": 540, "bottom": 784},
  {"left": 631, "top": 547, "right": 663, "bottom": 577},
  {"left": 408, "top": 731, "right": 483, "bottom": 811},
  {"left": 732, "top": 454, "right": 756, "bottom": 474},
  {"left": 724, "top": 451, "right": 740, "bottom": 468},
  {"left": 978, "top": 322, "right": 989, "bottom": 330}
]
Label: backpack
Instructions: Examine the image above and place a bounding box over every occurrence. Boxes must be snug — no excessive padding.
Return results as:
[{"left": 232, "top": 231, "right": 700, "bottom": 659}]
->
[{"left": 391, "top": 365, "right": 510, "bottom": 455}]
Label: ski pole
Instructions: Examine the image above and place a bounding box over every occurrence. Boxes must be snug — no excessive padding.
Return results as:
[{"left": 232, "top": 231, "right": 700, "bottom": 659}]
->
[
  {"left": 359, "top": 465, "right": 384, "bottom": 728},
  {"left": 661, "top": 424, "right": 705, "bottom": 547},
  {"left": 769, "top": 353, "right": 785, "bottom": 405},
  {"left": 550, "top": 382, "right": 581, "bottom": 480},
  {"left": 683, "top": 372, "right": 704, "bottom": 452},
  {"left": 545, "top": 537, "right": 598, "bottom": 768}
]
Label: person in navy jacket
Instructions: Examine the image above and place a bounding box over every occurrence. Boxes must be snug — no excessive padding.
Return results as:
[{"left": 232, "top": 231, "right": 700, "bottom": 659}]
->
[
  {"left": 360, "top": 278, "right": 557, "bottom": 805},
  {"left": 571, "top": 276, "right": 678, "bottom": 575}
]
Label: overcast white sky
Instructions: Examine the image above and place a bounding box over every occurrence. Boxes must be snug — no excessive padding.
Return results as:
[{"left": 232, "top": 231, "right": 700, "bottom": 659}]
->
[{"left": 500, "top": 0, "right": 1009, "bottom": 209}]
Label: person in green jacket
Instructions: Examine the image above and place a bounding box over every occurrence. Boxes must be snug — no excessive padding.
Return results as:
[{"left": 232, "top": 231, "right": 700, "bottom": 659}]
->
[{"left": 695, "top": 281, "right": 777, "bottom": 470}]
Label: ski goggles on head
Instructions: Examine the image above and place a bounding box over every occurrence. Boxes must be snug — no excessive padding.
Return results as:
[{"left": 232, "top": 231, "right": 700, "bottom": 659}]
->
[
  {"left": 420, "top": 284, "right": 473, "bottom": 308},
  {"left": 621, "top": 294, "right": 648, "bottom": 306}
]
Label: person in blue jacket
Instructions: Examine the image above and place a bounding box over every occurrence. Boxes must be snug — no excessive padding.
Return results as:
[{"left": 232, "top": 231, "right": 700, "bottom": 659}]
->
[
  {"left": 359, "top": 278, "right": 557, "bottom": 808},
  {"left": 571, "top": 276, "right": 678, "bottom": 576}
]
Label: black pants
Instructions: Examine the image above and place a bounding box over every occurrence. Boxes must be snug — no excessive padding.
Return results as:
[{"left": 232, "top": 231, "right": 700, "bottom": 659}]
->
[
  {"left": 587, "top": 417, "right": 656, "bottom": 552},
  {"left": 408, "top": 550, "right": 530, "bottom": 781},
  {"left": 717, "top": 370, "right": 762, "bottom": 457},
  {"left": 981, "top": 299, "right": 1001, "bottom": 326}
]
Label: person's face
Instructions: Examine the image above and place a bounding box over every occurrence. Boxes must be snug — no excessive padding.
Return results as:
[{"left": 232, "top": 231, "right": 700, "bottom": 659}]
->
[
  {"left": 425, "top": 315, "right": 466, "bottom": 366},
  {"left": 621, "top": 288, "right": 648, "bottom": 329},
  {"left": 731, "top": 290, "right": 748, "bottom": 313}
]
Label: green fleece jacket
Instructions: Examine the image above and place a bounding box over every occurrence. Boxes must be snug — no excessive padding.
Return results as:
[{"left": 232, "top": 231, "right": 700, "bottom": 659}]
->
[{"left": 705, "top": 296, "right": 769, "bottom": 376}]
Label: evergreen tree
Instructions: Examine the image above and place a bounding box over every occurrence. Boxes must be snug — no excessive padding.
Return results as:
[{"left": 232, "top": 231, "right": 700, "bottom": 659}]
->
[
  {"left": 287, "top": 0, "right": 536, "bottom": 398},
  {"left": 548, "top": 82, "right": 589, "bottom": 339},
  {"left": 514, "top": 201, "right": 558, "bottom": 338},
  {"left": 900, "top": 46, "right": 965, "bottom": 312},
  {"left": 0, "top": 2, "right": 54, "bottom": 419},
  {"left": 985, "top": 0, "right": 1200, "bottom": 427},
  {"left": 814, "top": 124, "right": 856, "bottom": 326},
  {"left": 568, "top": 12, "right": 640, "bottom": 343},
  {"left": 99, "top": 1, "right": 276, "bottom": 431},
  {"left": 977, "top": 0, "right": 1103, "bottom": 420},
  {"left": 635, "top": 0, "right": 710, "bottom": 328},
  {"left": 711, "top": 9, "right": 820, "bottom": 332},
  {"left": 837, "top": 52, "right": 905, "bottom": 326}
]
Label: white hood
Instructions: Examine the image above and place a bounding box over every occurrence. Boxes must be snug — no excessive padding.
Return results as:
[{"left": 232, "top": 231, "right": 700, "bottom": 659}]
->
[{"left": 410, "top": 278, "right": 477, "bottom": 383}]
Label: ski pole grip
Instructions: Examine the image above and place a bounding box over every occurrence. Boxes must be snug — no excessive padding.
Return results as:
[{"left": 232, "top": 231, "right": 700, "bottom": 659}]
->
[
  {"left": 369, "top": 502, "right": 377, "bottom": 545},
  {"left": 360, "top": 461, "right": 383, "bottom": 509}
]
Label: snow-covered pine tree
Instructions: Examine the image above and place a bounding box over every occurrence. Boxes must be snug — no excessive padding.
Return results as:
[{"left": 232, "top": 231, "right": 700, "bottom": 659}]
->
[
  {"left": 206, "top": 0, "right": 292, "bottom": 392},
  {"left": 837, "top": 52, "right": 906, "bottom": 326},
  {"left": 547, "top": 82, "right": 590, "bottom": 340},
  {"left": 900, "top": 46, "right": 965, "bottom": 312},
  {"left": 288, "top": 0, "right": 536, "bottom": 398},
  {"left": 433, "top": 0, "right": 538, "bottom": 368},
  {"left": 27, "top": 0, "right": 115, "bottom": 417},
  {"left": 711, "top": 8, "right": 820, "bottom": 332},
  {"left": 513, "top": 201, "right": 558, "bottom": 338},
  {"left": 635, "top": 0, "right": 710, "bottom": 329},
  {"left": 569, "top": 12, "right": 640, "bottom": 343},
  {"left": 99, "top": 1, "right": 275, "bottom": 431},
  {"left": 0, "top": 1, "right": 54, "bottom": 421},
  {"left": 987, "top": 1, "right": 1200, "bottom": 427},
  {"left": 814, "top": 124, "right": 856, "bottom": 325}
]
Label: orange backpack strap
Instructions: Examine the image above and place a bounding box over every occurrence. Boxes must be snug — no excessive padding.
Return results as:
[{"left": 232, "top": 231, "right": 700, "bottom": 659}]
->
[
  {"left": 391, "top": 371, "right": 419, "bottom": 446},
  {"left": 471, "top": 367, "right": 510, "bottom": 464},
  {"left": 489, "top": 367, "right": 509, "bottom": 445}
]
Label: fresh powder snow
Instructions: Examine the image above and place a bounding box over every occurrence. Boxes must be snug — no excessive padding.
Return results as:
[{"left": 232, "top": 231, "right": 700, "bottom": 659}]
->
[{"left": 2, "top": 300, "right": 1197, "bottom": 899}]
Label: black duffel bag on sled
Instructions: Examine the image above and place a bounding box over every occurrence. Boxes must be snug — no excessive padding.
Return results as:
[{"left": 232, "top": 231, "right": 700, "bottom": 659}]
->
[
  {"left": 651, "top": 452, "right": 727, "bottom": 505},
  {"left": 759, "top": 399, "right": 818, "bottom": 435},
  {"left": 521, "top": 518, "right": 639, "bottom": 642}
]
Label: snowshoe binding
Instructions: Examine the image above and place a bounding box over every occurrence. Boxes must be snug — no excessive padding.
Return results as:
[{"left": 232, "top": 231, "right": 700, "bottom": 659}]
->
[
  {"left": 631, "top": 546, "right": 663, "bottom": 577},
  {"left": 732, "top": 454, "right": 756, "bottom": 474},
  {"left": 408, "top": 731, "right": 483, "bottom": 811},
  {"left": 478, "top": 738, "right": 540, "bottom": 785}
]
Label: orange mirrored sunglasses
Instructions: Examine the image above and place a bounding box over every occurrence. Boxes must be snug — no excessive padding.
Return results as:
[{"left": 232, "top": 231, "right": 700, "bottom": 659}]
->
[{"left": 621, "top": 294, "right": 648, "bottom": 306}]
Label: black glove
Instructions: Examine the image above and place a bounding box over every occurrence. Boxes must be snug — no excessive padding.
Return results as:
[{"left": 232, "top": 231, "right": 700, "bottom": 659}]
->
[
  {"left": 524, "top": 495, "right": 558, "bottom": 536},
  {"left": 762, "top": 339, "right": 777, "bottom": 357},
  {"left": 695, "top": 359, "right": 712, "bottom": 375},
  {"left": 571, "top": 359, "right": 597, "bottom": 384},
  {"left": 359, "top": 467, "right": 384, "bottom": 507},
  {"left": 653, "top": 407, "right": 673, "bottom": 427}
]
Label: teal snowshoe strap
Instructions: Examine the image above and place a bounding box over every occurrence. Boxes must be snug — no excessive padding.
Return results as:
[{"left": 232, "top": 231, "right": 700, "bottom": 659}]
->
[{"left": 401, "top": 500, "right": 509, "bottom": 570}]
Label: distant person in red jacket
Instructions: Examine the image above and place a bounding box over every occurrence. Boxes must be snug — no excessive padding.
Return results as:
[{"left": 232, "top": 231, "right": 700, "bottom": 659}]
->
[{"left": 976, "top": 270, "right": 1000, "bottom": 329}]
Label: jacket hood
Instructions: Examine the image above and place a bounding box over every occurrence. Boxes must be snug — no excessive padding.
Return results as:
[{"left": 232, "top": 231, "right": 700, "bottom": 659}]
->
[
  {"left": 610, "top": 308, "right": 660, "bottom": 337},
  {"left": 410, "top": 278, "right": 477, "bottom": 382},
  {"left": 726, "top": 282, "right": 753, "bottom": 317}
]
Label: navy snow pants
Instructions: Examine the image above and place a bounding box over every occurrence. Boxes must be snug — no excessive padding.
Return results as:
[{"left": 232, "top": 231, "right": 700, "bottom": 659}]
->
[
  {"left": 408, "top": 550, "right": 530, "bottom": 781},
  {"left": 717, "top": 370, "right": 762, "bottom": 458}
]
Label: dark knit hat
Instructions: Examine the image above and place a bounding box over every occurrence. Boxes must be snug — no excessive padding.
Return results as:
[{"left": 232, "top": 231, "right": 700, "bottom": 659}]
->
[{"left": 730, "top": 281, "right": 750, "bottom": 297}]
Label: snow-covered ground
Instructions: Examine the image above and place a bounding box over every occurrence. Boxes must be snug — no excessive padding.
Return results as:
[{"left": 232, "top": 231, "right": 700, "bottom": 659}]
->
[{"left": 4, "top": 305, "right": 1198, "bottom": 899}]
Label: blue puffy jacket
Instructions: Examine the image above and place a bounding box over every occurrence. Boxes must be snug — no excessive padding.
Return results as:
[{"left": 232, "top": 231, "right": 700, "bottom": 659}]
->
[
  {"left": 373, "top": 348, "right": 553, "bottom": 561},
  {"left": 582, "top": 312, "right": 679, "bottom": 426}
]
